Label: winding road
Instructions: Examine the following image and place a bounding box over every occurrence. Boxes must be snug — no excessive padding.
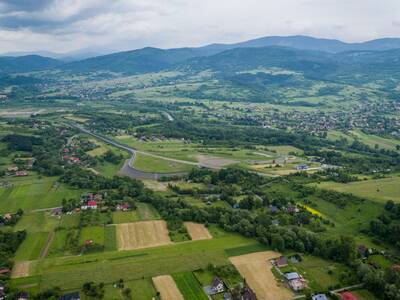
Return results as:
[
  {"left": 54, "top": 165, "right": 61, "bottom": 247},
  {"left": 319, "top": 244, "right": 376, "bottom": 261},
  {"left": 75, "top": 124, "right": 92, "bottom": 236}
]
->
[{"left": 69, "top": 123, "right": 196, "bottom": 180}]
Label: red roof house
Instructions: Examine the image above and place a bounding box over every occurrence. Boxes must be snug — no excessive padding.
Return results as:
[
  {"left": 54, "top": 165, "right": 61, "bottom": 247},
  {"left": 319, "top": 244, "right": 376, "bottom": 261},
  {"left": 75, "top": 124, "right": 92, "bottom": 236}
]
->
[
  {"left": 341, "top": 292, "right": 358, "bottom": 300},
  {"left": 87, "top": 200, "right": 97, "bottom": 208}
]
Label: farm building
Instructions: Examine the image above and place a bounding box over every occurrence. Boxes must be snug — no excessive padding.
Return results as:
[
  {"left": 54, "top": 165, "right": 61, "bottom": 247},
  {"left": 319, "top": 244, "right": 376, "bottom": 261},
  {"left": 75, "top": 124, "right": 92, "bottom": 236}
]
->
[
  {"left": 240, "top": 287, "right": 257, "bottom": 300},
  {"left": 289, "top": 278, "right": 305, "bottom": 291},
  {"left": 81, "top": 200, "right": 97, "bottom": 210},
  {"left": 16, "top": 291, "right": 29, "bottom": 300},
  {"left": 341, "top": 292, "right": 358, "bottom": 300},
  {"left": 295, "top": 164, "right": 309, "bottom": 170},
  {"left": 285, "top": 272, "right": 305, "bottom": 291},
  {"left": 312, "top": 294, "right": 328, "bottom": 300},
  {"left": 275, "top": 256, "right": 288, "bottom": 267},
  {"left": 211, "top": 277, "right": 225, "bottom": 293},
  {"left": 15, "top": 171, "right": 28, "bottom": 177}
]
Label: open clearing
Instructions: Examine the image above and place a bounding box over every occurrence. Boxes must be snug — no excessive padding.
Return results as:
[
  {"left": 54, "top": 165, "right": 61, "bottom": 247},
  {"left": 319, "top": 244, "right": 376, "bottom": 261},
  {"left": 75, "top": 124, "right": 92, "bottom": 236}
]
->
[
  {"left": 11, "top": 261, "right": 31, "bottom": 278},
  {"left": 152, "top": 275, "right": 184, "bottom": 300},
  {"left": 116, "top": 220, "right": 172, "bottom": 250},
  {"left": 184, "top": 222, "right": 212, "bottom": 240},
  {"left": 316, "top": 176, "right": 400, "bottom": 203},
  {"left": 229, "top": 251, "right": 293, "bottom": 300},
  {"left": 196, "top": 155, "right": 238, "bottom": 169}
]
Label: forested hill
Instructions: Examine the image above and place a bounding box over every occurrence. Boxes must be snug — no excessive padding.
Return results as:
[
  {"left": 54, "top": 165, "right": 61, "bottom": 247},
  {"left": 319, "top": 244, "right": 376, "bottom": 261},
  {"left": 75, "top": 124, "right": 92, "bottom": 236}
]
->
[
  {"left": 0, "top": 55, "right": 62, "bottom": 74},
  {"left": 1, "top": 35, "right": 400, "bottom": 79}
]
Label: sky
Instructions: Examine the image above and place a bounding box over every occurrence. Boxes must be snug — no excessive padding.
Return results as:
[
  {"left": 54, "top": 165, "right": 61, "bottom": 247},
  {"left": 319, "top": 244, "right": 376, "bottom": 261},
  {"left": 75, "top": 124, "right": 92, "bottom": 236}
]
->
[{"left": 0, "top": 0, "right": 399, "bottom": 54}]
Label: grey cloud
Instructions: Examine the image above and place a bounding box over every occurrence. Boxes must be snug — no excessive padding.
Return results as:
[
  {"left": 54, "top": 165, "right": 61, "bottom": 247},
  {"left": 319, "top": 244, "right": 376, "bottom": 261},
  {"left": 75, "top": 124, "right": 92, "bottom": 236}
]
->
[{"left": 0, "top": 0, "right": 399, "bottom": 54}]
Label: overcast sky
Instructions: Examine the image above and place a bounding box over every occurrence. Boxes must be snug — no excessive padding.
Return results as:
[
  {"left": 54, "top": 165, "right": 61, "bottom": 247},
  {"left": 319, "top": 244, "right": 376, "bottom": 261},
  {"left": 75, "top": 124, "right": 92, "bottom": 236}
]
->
[{"left": 0, "top": 0, "right": 399, "bottom": 54}]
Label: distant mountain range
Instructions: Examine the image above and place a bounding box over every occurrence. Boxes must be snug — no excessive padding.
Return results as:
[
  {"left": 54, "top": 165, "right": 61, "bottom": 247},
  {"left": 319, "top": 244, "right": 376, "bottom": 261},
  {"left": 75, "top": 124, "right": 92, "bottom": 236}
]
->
[
  {"left": 1, "top": 35, "right": 400, "bottom": 75},
  {"left": 197, "top": 35, "right": 400, "bottom": 53}
]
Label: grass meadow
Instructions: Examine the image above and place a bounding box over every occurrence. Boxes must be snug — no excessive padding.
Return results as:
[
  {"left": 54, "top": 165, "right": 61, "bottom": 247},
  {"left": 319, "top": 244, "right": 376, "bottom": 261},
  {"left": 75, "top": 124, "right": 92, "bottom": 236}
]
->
[
  {"left": 0, "top": 175, "right": 82, "bottom": 213},
  {"left": 316, "top": 176, "right": 400, "bottom": 203},
  {"left": 22, "top": 233, "right": 257, "bottom": 292}
]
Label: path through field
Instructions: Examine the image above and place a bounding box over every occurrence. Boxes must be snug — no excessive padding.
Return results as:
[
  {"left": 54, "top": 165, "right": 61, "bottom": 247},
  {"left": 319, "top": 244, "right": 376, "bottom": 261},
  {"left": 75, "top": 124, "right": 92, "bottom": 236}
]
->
[
  {"left": 152, "top": 275, "right": 184, "bottom": 300},
  {"left": 39, "top": 231, "right": 55, "bottom": 259},
  {"left": 230, "top": 251, "right": 293, "bottom": 300},
  {"left": 184, "top": 222, "right": 212, "bottom": 240},
  {"left": 116, "top": 220, "right": 172, "bottom": 250}
]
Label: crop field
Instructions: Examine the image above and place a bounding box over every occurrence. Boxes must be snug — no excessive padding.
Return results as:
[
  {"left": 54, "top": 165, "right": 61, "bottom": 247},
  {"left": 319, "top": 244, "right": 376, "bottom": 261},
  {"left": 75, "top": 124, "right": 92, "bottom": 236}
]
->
[
  {"left": 152, "top": 275, "right": 184, "bottom": 300},
  {"left": 19, "top": 233, "right": 257, "bottom": 291},
  {"left": 316, "top": 176, "right": 400, "bottom": 203},
  {"left": 0, "top": 175, "right": 82, "bottom": 213},
  {"left": 112, "top": 203, "right": 160, "bottom": 223},
  {"left": 11, "top": 261, "right": 31, "bottom": 279},
  {"left": 172, "top": 272, "right": 208, "bottom": 300},
  {"left": 184, "top": 222, "right": 212, "bottom": 240},
  {"left": 14, "top": 232, "right": 49, "bottom": 261},
  {"left": 116, "top": 220, "right": 172, "bottom": 250},
  {"left": 229, "top": 251, "right": 293, "bottom": 300}
]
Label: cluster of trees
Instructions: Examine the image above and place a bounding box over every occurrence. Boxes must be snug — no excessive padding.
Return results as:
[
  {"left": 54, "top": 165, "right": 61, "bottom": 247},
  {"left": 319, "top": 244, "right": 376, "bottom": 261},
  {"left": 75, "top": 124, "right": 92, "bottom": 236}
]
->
[
  {"left": 369, "top": 200, "right": 400, "bottom": 250},
  {"left": 101, "top": 150, "right": 123, "bottom": 164},
  {"left": 0, "top": 230, "right": 26, "bottom": 271},
  {"left": 2, "top": 134, "right": 42, "bottom": 152},
  {"left": 356, "top": 263, "right": 400, "bottom": 300}
]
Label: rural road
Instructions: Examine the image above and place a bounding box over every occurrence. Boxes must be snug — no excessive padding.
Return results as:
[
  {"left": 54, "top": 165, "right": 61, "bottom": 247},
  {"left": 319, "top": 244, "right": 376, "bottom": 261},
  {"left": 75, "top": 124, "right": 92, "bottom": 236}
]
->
[
  {"left": 69, "top": 123, "right": 195, "bottom": 179},
  {"left": 69, "top": 123, "right": 277, "bottom": 179}
]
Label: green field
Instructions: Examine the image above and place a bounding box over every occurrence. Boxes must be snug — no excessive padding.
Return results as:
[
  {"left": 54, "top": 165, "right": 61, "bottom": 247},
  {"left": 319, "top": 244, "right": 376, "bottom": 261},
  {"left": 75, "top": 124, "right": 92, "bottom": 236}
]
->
[
  {"left": 289, "top": 255, "right": 350, "bottom": 291},
  {"left": 60, "top": 214, "right": 80, "bottom": 228},
  {"left": 172, "top": 272, "right": 208, "bottom": 300},
  {"left": 353, "top": 289, "right": 378, "bottom": 300},
  {"left": 47, "top": 230, "right": 68, "bottom": 257},
  {"left": 327, "top": 130, "right": 400, "bottom": 151},
  {"left": 112, "top": 203, "right": 161, "bottom": 223},
  {"left": 79, "top": 226, "right": 105, "bottom": 246},
  {"left": 0, "top": 175, "right": 82, "bottom": 213},
  {"left": 104, "top": 225, "right": 117, "bottom": 251},
  {"left": 112, "top": 211, "right": 140, "bottom": 224},
  {"left": 20, "top": 232, "right": 257, "bottom": 292},
  {"left": 316, "top": 176, "right": 400, "bottom": 203},
  {"left": 15, "top": 232, "right": 49, "bottom": 261},
  {"left": 300, "top": 194, "right": 384, "bottom": 246},
  {"left": 14, "top": 212, "right": 60, "bottom": 233},
  {"left": 101, "top": 278, "right": 157, "bottom": 300},
  {"left": 133, "top": 152, "right": 194, "bottom": 173}
]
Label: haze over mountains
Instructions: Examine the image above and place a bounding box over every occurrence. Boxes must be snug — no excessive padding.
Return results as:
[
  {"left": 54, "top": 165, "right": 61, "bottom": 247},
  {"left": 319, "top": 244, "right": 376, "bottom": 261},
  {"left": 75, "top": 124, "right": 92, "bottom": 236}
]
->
[{"left": 1, "top": 35, "right": 400, "bottom": 76}]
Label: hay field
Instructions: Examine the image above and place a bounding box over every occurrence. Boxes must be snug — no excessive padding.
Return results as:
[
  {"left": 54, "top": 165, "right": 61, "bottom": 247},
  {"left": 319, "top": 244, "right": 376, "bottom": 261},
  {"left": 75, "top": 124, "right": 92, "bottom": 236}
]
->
[
  {"left": 184, "top": 222, "right": 212, "bottom": 240},
  {"left": 116, "top": 220, "right": 172, "bottom": 250},
  {"left": 11, "top": 261, "right": 31, "bottom": 278},
  {"left": 152, "top": 275, "right": 184, "bottom": 300},
  {"left": 229, "top": 251, "right": 293, "bottom": 300}
]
